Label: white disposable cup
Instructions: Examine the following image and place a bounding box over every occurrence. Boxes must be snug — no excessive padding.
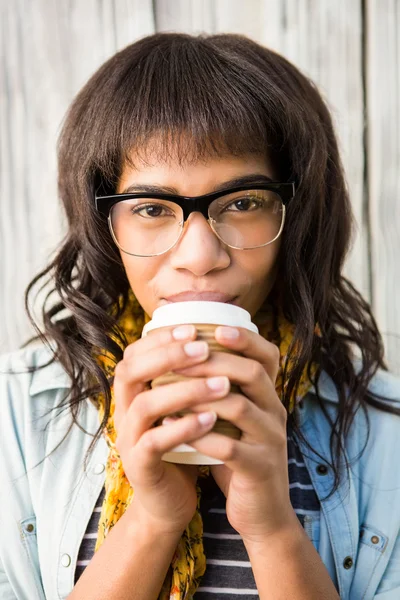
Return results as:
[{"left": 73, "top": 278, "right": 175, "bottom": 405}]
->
[{"left": 142, "top": 301, "right": 258, "bottom": 465}]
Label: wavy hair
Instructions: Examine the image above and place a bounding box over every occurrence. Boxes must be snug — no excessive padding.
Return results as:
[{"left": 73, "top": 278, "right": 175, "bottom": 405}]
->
[{"left": 20, "top": 32, "right": 396, "bottom": 495}]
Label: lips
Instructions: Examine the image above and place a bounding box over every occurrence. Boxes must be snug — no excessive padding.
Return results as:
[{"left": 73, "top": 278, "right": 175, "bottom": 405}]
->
[{"left": 163, "top": 291, "right": 237, "bottom": 303}]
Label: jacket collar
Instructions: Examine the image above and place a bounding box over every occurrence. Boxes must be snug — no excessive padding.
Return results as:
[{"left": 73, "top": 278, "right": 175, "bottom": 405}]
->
[
  {"left": 29, "top": 344, "right": 72, "bottom": 396},
  {"left": 308, "top": 363, "right": 400, "bottom": 404}
]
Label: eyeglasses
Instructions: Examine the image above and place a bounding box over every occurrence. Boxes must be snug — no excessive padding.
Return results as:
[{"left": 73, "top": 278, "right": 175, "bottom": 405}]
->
[{"left": 95, "top": 183, "right": 295, "bottom": 257}]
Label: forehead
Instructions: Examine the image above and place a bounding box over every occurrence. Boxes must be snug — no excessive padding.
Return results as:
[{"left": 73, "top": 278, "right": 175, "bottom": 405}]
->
[{"left": 117, "top": 147, "right": 277, "bottom": 196}]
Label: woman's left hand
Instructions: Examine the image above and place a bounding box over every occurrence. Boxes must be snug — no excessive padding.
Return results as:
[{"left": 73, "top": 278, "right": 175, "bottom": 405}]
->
[{"left": 171, "top": 325, "right": 299, "bottom": 544}]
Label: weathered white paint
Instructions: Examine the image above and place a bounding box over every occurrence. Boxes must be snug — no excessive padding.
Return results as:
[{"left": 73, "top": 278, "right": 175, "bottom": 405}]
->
[
  {"left": 155, "top": 0, "right": 368, "bottom": 297},
  {"left": 0, "top": 0, "right": 155, "bottom": 353},
  {"left": 366, "top": 0, "right": 400, "bottom": 373},
  {"left": 1, "top": 0, "right": 399, "bottom": 374}
]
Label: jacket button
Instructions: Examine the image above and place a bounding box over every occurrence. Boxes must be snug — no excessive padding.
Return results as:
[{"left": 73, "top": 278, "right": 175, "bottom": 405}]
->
[
  {"left": 25, "top": 523, "right": 35, "bottom": 533},
  {"left": 61, "top": 554, "right": 71, "bottom": 568},
  {"left": 94, "top": 463, "right": 105, "bottom": 474},
  {"left": 343, "top": 556, "right": 353, "bottom": 569},
  {"left": 316, "top": 464, "right": 328, "bottom": 475},
  {"left": 371, "top": 535, "right": 380, "bottom": 544}
]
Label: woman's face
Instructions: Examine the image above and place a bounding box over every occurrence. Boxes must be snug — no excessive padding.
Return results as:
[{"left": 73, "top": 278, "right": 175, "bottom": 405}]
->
[{"left": 116, "top": 151, "right": 282, "bottom": 319}]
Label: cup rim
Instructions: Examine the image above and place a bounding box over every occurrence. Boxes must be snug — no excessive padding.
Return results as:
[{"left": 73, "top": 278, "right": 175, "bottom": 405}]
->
[{"left": 142, "top": 300, "right": 258, "bottom": 336}]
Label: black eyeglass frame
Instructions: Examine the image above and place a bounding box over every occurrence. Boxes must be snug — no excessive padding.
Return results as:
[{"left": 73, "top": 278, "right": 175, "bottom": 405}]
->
[{"left": 95, "top": 182, "right": 295, "bottom": 220}]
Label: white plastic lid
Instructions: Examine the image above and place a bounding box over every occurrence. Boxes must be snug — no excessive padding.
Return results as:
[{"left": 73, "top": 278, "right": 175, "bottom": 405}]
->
[{"left": 142, "top": 300, "right": 258, "bottom": 336}]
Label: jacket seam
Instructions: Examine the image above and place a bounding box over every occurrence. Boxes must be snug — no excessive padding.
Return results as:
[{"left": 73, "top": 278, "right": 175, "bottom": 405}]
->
[
  {"left": 295, "top": 429, "right": 353, "bottom": 600},
  {"left": 19, "top": 520, "right": 45, "bottom": 600},
  {"left": 361, "top": 549, "right": 385, "bottom": 599},
  {"left": 56, "top": 469, "right": 90, "bottom": 597}
]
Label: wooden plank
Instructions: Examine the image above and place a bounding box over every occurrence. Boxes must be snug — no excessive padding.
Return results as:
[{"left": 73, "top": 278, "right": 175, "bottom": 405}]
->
[
  {"left": 4, "top": 0, "right": 397, "bottom": 374},
  {"left": 366, "top": 0, "right": 400, "bottom": 374},
  {"left": 155, "top": 0, "right": 368, "bottom": 298},
  {"left": 154, "top": 0, "right": 216, "bottom": 32},
  {"left": 0, "top": 0, "right": 154, "bottom": 352},
  {"left": 262, "top": 1, "right": 369, "bottom": 302}
]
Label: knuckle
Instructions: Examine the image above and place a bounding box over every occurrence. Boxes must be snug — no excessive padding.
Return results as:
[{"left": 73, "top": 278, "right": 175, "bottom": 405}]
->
[
  {"left": 115, "top": 433, "right": 124, "bottom": 454},
  {"left": 231, "top": 396, "right": 250, "bottom": 421},
  {"left": 219, "top": 439, "right": 238, "bottom": 462},
  {"left": 140, "top": 430, "right": 159, "bottom": 453},
  {"left": 276, "top": 428, "right": 288, "bottom": 448},
  {"left": 130, "top": 390, "right": 146, "bottom": 418},
  {"left": 114, "top": 360, "right": 127, "bottom": 381},
  {"left": 123, "top": 343, "right": 136, "bottom": 361},
  {"left": 249, "top": 360, "right": 264, "bottom": 381},
  {"left": 275, "top": 399, "right": 287, "bottom": 425},
  {"left": 270, "top": 343, "right": 280, "bottom": 363}
]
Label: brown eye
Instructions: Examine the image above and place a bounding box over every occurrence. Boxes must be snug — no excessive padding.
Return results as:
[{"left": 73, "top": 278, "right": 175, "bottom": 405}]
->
[
  {"left": 137, "top": 205, "right": 163, "bottom": 217},
  {"left": 226, "top": 197, "right": 261, "bottom": 212},
  {"left": 233, "top": 198, "right": 255, "bottom": 211},
  {"left": 130, "top": 203, "right": 174, "bottom": 218}
]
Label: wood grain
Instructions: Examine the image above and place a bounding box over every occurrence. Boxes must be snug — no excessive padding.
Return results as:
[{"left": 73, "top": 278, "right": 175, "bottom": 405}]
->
[
  {"left": 0, "top": 0, "right": 155, "bottom": 353},
  {"left": 1, "top": 0, "right": 398, "bottom": 374},
  {"left": 366, "top": 0, "right": 400, "bottom": 373},
  {"left": 155, "top": 0, "right": 368, "bottom": 298}
]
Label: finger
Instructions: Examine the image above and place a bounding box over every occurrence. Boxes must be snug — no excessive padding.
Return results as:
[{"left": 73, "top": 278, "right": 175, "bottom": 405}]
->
[
  {"left": 173, "top": 351, "right": 280, "bottom": 415},
  {"left": 123, "top": 324, "right": 198, "bottom": 362},
  {"left": 113, "top": 337, "right": 209, "bottom": 431},
  {"left": 188, "top": 393, "right": 284, "bottom": 443},
  {"left": 133, "top": 410, "right": 218, "bottom": 477},
  {"left": 113, "top": 324, "right": 197, "bottom": 431},
  {"left": 187, "top": 431, "right": 281, "bottom": 478},
  {"left": 214, "top": 326, "right": 280, "bottom": 384},
  {"left": 125, "top": 376, "right": 230, "bottom": 446}
]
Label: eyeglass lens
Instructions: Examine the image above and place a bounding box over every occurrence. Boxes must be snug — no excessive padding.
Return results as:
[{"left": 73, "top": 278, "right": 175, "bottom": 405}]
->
[{"left": 109, "top": 189, "right": 284, "bottom": 256}]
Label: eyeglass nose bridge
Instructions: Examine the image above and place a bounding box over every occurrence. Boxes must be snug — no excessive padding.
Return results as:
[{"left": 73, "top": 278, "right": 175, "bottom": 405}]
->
[
  {"left": 177, "top": 201, "right": 225, "bottom": 253},
  {"left": 180, "top": 197, "right": 212, "bottom": 221},
  {"left": 179, "top": 205, "right": 219, "bottom": 246}
]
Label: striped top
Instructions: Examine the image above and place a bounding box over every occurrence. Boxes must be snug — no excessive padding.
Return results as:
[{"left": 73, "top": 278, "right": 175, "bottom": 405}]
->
[{"left": 74, "top": 433, "right": 320, "bottom": 597}]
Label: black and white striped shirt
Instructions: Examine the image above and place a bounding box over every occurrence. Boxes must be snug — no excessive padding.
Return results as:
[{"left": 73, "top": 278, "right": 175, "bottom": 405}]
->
[{"left": 74, "top": 433, "right": 319, "bottom": 597}]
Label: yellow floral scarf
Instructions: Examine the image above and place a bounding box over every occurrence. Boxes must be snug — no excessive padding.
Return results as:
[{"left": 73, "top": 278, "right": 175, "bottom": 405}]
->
[{"left": 93, "top": 289, "right": 317, "bottom": 599}]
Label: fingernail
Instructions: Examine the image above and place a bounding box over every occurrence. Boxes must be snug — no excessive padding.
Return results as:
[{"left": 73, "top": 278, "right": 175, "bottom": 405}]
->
[
  {"left": 206, "top": 376, "right": 230, "bottom": 393},
  {"left": 184, "top": 341, "right": 208, "bottom": 357},
  {"left": 172, "top": 324, "right": 196, "bottom": 340},
  {"left": 216, "top": 326, "right": 239, "bottom": 340},
  {"left": 197, "top": 411, "right": 217, "bottom": 427}
]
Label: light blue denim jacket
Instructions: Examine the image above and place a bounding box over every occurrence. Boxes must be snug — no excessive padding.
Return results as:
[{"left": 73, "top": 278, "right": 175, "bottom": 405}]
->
[{"left": 1, "top": 343, "right": 400, "bottom": 600}]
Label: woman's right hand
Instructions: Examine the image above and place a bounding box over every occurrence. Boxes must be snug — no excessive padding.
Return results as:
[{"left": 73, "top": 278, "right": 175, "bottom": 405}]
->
[{"left": 113, "top": 324, "right": 230, "bottom": 536}]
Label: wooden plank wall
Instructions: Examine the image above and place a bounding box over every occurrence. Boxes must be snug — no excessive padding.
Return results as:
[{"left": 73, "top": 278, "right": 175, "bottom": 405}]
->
[
  {"left": 1, "top": 1, "right": 399, "bottom": 374},
  {"left": 366, "top": 0, "right": 400, "bottom": 374}
]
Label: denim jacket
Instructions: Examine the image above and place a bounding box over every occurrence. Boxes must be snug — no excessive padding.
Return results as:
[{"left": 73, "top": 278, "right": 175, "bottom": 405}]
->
[{"left": 1, "top": 343, "right": 400, "bottom": 600}]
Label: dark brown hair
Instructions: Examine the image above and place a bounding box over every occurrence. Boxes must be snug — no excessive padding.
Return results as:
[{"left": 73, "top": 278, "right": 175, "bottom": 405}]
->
[{"left": 20, "top": 32, "right": 396, "bottom": 494}]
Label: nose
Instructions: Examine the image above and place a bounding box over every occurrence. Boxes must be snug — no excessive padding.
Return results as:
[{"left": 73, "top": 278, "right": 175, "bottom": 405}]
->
[{"left": 169, "top": 212, "right": 230, "bottom": 275}]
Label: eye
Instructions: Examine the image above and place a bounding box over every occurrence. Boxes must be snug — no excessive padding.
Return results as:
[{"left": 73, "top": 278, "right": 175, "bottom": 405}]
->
[
  {"left": 225, "top": 197, "right": 262, "bottom": 212},
  {"left": 131, "top": 203, "right": 173, "bottom": 218}
]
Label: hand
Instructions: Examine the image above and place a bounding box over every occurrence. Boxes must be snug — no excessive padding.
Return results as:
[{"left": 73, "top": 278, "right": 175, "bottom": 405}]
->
[
  {"left": 172, "top": 325, "right": 297, "bottom": 543},
  {"left": 113, "top": 324, "right": 231, "bottom": 535}
]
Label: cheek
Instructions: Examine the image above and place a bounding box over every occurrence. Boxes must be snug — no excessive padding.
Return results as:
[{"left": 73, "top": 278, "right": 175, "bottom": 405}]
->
[
  {"left": 120, "top": 255, "right": 161, "bottom": 308},
  {"left": 239, "top": 242, "right": 281, "bottom": 282}
]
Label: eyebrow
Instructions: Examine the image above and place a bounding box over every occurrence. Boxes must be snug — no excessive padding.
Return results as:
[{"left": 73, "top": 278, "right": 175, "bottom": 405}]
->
[{"left": 120, "top": 174, "right": 275, "bottom": 195}]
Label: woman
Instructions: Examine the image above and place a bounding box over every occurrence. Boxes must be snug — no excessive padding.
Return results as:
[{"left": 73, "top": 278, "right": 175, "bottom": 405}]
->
[{"left": 1, "top": 32, "right": 399, "bottom": 600}]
